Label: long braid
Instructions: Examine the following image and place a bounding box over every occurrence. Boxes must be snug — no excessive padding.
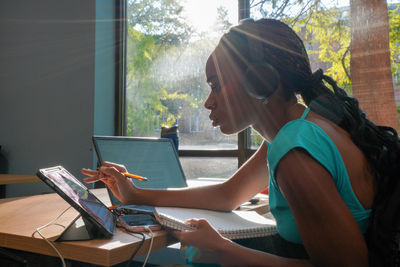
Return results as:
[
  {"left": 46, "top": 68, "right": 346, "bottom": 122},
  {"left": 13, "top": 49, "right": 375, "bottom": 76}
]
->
[
  {"left": 310, "top": 66, "right": 400, "bottom": 265},
  {"left": 312, "top": 71, "right": 400, "bottom": 266}
]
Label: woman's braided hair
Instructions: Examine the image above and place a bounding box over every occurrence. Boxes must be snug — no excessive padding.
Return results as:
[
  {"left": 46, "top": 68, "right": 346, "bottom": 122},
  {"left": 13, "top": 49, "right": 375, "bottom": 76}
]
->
[{"left": 222, "top": 18, "right": 400, "bottom": 265}]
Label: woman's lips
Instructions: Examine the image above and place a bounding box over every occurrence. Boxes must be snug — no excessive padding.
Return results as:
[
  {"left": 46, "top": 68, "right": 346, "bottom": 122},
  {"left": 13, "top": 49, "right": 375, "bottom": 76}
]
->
[{"left": 209, "top": 114, "right": 219, "bottom": 126}]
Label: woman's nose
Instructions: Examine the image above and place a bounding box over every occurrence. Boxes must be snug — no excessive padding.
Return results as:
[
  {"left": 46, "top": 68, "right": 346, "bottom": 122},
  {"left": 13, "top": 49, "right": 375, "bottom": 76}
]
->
[{"left": 204, "top": 92, "right": 216, "bottom": 110}]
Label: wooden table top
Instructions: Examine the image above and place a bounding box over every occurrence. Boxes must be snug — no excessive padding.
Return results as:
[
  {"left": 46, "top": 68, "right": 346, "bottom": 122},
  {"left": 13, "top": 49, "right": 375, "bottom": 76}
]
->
[
  {"left": 0, "top": 177, "right": 269, "bottom": 266},
  {"left": 0, "top": 174, "right": 40, "bottom": 184},
  {"left": 0, "top": 188, "right": 173, "bottom": 266}
]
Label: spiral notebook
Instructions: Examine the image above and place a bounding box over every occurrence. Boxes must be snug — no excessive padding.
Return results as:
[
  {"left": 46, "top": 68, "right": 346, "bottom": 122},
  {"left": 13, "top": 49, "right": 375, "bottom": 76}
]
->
[{"left": 154, "top": 207, "right": 277, "bottom": 240}]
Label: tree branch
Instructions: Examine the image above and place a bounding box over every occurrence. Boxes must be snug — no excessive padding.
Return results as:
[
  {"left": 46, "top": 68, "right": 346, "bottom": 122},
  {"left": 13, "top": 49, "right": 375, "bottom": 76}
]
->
[
  {"left": 341, "top": 44, "right": 351, "bottom": 81},
  {"left": 274, "top": 0, "right": 291, "bottom": 18}
]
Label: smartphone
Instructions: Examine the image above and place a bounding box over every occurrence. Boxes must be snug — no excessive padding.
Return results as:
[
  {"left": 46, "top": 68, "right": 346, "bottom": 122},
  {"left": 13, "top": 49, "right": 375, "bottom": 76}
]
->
[{"left": 118, "top": 214, "right": 161, "bottom": 232}]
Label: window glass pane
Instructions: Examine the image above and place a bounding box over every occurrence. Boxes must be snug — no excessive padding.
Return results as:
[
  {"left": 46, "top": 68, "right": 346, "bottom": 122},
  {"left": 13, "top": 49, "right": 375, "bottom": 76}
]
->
[
  {"left": 126, "top": 0, "right": 238, "bottom": 150},
  {"left": 250, "top": 128, "right": 264, "bottom": 149},
  {"left": 180, "top": 157, "right": 236, "bottom": 179},
  {"left": 249, "top": 0, "right": 400, "bottom": 145},
  {"left": 249, "top": 0, "right": 354, "bottom": 148}
]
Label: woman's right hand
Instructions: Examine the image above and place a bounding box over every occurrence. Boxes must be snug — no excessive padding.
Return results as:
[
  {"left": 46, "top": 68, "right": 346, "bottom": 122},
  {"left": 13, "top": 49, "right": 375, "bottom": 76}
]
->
[{"left": 81, "top": 161, "right": 137, "bottom": 204}]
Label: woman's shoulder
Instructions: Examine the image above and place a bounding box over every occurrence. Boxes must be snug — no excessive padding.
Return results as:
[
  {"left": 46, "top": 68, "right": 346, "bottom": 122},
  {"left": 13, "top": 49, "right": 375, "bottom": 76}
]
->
[
  {"left": 270, "top": 110, "right": 369, "bottom": 178},
  {"left": 301, "top": 112, "right": 375, "bottom": 209},
  {"left": 268, "top": 117, "right": 338, "bottom": 179},
  {"left": 271, "top": 114, "right": 336, "bottom": 151},
  {"left": 306, "top": 112, "right": 365, "bottom": 163},
  {"left": 304, "top": 111, "right": 370, "bottom": 175}
]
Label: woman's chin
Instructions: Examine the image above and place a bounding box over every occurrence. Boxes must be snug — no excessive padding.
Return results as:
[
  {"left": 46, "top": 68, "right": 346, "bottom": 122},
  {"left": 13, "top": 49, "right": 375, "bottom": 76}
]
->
[
  {"left": 218, "top": 125, "right": 236, "bottom": 135},
  {"left": 211, "top": 120, "right": 241, "bottom": 135}
]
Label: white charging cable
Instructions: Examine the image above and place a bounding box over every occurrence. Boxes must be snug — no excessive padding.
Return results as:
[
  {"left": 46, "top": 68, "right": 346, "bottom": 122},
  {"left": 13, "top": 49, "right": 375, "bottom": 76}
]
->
[
  {"left": 141, "top": 226, "right": 154, "bottom": 267},
  {"left": 34, "top": 206, "right": 72, "bottom": 267}
]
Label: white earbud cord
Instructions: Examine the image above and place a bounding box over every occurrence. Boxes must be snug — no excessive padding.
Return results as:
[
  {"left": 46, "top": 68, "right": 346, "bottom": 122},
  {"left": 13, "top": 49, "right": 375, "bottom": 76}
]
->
[
  {"left": 142, "top": 226, "right": 154, "bottom": 267},
  {"left": 34, "top": 206, "right": 73, "bottom": 267}
]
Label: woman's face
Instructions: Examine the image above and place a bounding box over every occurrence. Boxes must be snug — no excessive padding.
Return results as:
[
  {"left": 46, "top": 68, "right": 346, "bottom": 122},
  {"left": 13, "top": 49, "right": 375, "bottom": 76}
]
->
[{"left": 204, "top": 46, "right": 258, "bottom": 135}]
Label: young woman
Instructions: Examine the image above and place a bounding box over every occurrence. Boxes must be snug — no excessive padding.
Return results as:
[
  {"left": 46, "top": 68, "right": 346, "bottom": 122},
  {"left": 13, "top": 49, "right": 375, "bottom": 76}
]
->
[{"left": 82, "top": 19, "right": 400, "bottom": 266}]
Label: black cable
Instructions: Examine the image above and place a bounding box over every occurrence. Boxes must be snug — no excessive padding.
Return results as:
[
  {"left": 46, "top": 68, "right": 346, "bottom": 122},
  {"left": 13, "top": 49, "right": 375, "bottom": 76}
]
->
[{"left": 116, "top": 225, "right": 146, "bottom": 267}]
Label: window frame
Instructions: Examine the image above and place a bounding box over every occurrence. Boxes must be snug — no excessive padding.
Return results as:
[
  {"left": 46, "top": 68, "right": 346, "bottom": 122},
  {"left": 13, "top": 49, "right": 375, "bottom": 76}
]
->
[{"left": 115, "top": 0, "right": 127, "bottom": 136}]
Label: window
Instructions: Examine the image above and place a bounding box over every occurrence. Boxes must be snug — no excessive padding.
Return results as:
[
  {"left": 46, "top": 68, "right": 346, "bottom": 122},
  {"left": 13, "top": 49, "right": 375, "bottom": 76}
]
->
[
  {"left": 124, "top": 0, "right": 240, "bottom": 179},
  {"left": 248, "top": 0, "right": 400, "bottom": 133},
  {"left": 118, "top": 0, "right": 400, "bottom": 178}
]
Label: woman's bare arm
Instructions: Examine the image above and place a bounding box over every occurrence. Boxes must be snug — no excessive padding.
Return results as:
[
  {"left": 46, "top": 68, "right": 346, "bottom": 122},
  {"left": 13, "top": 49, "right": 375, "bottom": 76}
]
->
[
  {"left": 84, "top": 143, "right": 269, "bottom": 211},
  {"left": 174, "top": 218, "right": 313, "bottom": 267},
  {"left": 275, "top": 148, "right": 368, "bottom": 266},
  {"left": 134, "top": 142, "right": 269, "bottom": 211}
]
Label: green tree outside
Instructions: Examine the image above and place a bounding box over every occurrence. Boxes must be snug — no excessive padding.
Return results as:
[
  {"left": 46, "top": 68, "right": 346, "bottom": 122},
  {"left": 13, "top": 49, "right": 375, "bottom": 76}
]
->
[{"left": 126, "top": 0, "right": 400, "bottom": 139}]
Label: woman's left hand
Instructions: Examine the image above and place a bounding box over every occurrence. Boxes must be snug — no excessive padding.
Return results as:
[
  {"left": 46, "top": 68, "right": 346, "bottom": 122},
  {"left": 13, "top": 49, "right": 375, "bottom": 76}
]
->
[{"left": 172, "top": 218, "right": 230, "bottom": 251}]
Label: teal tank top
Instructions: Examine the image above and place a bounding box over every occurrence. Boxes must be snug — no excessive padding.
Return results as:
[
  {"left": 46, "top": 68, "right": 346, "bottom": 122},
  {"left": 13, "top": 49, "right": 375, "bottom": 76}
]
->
[{"left": 266, "top": 107, "right": 371, "bottom": 244}]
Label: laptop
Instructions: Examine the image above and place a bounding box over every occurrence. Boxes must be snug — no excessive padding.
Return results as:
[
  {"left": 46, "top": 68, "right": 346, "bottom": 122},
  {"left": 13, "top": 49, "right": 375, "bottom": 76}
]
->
[{"left": 92, "top": 136, "right": 188, "bottom": 206}]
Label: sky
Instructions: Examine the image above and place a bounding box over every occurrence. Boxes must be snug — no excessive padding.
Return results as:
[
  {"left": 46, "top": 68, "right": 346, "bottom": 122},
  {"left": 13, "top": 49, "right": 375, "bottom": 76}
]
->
[
  {"left": 182, "top": 0, "right": 237, "bottom": 32},
  {"left": 182, "top": 0, "right": 400, "bottom": 32},
  {"left": 182, "top": 0, "right": 350, "bottom": 32}
]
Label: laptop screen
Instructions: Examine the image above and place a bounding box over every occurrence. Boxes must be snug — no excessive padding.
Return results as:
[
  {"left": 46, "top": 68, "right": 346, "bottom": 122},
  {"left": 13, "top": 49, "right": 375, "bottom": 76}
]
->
[{"left": 92, "top": 136, "right": 187, "bottom": 191}]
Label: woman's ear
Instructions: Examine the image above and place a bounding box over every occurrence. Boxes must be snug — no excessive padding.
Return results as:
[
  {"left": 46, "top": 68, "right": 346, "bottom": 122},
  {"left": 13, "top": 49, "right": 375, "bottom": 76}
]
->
[{"left": 242, "top": 62, "right": 280, "bottom": 101}]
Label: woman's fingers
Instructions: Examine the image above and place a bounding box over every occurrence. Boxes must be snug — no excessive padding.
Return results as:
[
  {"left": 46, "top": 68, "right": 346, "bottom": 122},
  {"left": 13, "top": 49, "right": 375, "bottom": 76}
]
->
[
  {"left": 81, "top": 166, "right": 130, "bottom": 203},
  {"left": 81, "top": 164, "right": 136, "bottom": 204},
  {"left": 99, "top": 166, "right": 126, "bottom": 180},
  {"left": 81, "top": 168, "right": 98, "bottom": 176},
  {"left": 172, "top": 218, "right": 227, "bottom": 252},
  {"left": 103, "top": 161, "right": 127, "bottom": 172},
  {"left": 81, "top": 166, "right": 126, "bottom": 182},
  {"left": 184, "top": 218, "right": 201, "bottom": 228},
  {"left": 172, "top": 218, "right": 202, "bottom": 240},
  {"left": 81, "top": 163, "right": 128, "bottom": 184},
  {"left": 83, "top": 177, "right": 101, "bottom": 183},
  {"left": 81, "top": 168, "right": 102, "bottom": 183},
  {"left": 184, "top": 218, "right": 210, "bottom": 229},
  {"left": 81, "top": 167, "right": 123, "bottom": 184}
]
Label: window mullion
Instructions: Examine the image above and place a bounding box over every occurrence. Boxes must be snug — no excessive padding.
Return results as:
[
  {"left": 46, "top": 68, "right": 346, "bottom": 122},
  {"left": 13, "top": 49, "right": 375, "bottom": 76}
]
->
[{"left": 237, "top": 0, "right": 251, "bottom": 167}]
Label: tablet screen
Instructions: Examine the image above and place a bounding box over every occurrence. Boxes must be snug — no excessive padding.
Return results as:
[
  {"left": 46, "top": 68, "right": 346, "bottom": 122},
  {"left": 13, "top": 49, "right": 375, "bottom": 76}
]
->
[{"left": 37, "top": 166, "right": 116, "bottom": 238}]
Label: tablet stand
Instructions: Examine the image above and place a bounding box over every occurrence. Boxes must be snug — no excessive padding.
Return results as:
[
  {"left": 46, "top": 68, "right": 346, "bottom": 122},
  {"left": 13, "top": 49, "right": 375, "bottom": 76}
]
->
[{"left": 56, "top": 215, "right": 95, "bottom": 241}]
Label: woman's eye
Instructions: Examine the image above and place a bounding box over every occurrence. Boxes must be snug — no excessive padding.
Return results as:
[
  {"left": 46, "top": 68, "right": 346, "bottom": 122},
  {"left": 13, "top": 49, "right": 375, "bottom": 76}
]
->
[{"left": 209, "top": 82, "right": 221, "bottom": 93}]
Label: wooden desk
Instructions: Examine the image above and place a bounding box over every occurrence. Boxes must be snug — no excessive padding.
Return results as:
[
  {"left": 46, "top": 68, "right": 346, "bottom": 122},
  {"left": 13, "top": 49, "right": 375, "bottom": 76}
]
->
[
  {"left": 0, "top": 177, "right": 270, "bottom": 266},
  {"left": 0, "top": 188, "right": 173, "bottom": 266},
  {"left": 0, "top": 174, "right": 40, "bottom": 185}
]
